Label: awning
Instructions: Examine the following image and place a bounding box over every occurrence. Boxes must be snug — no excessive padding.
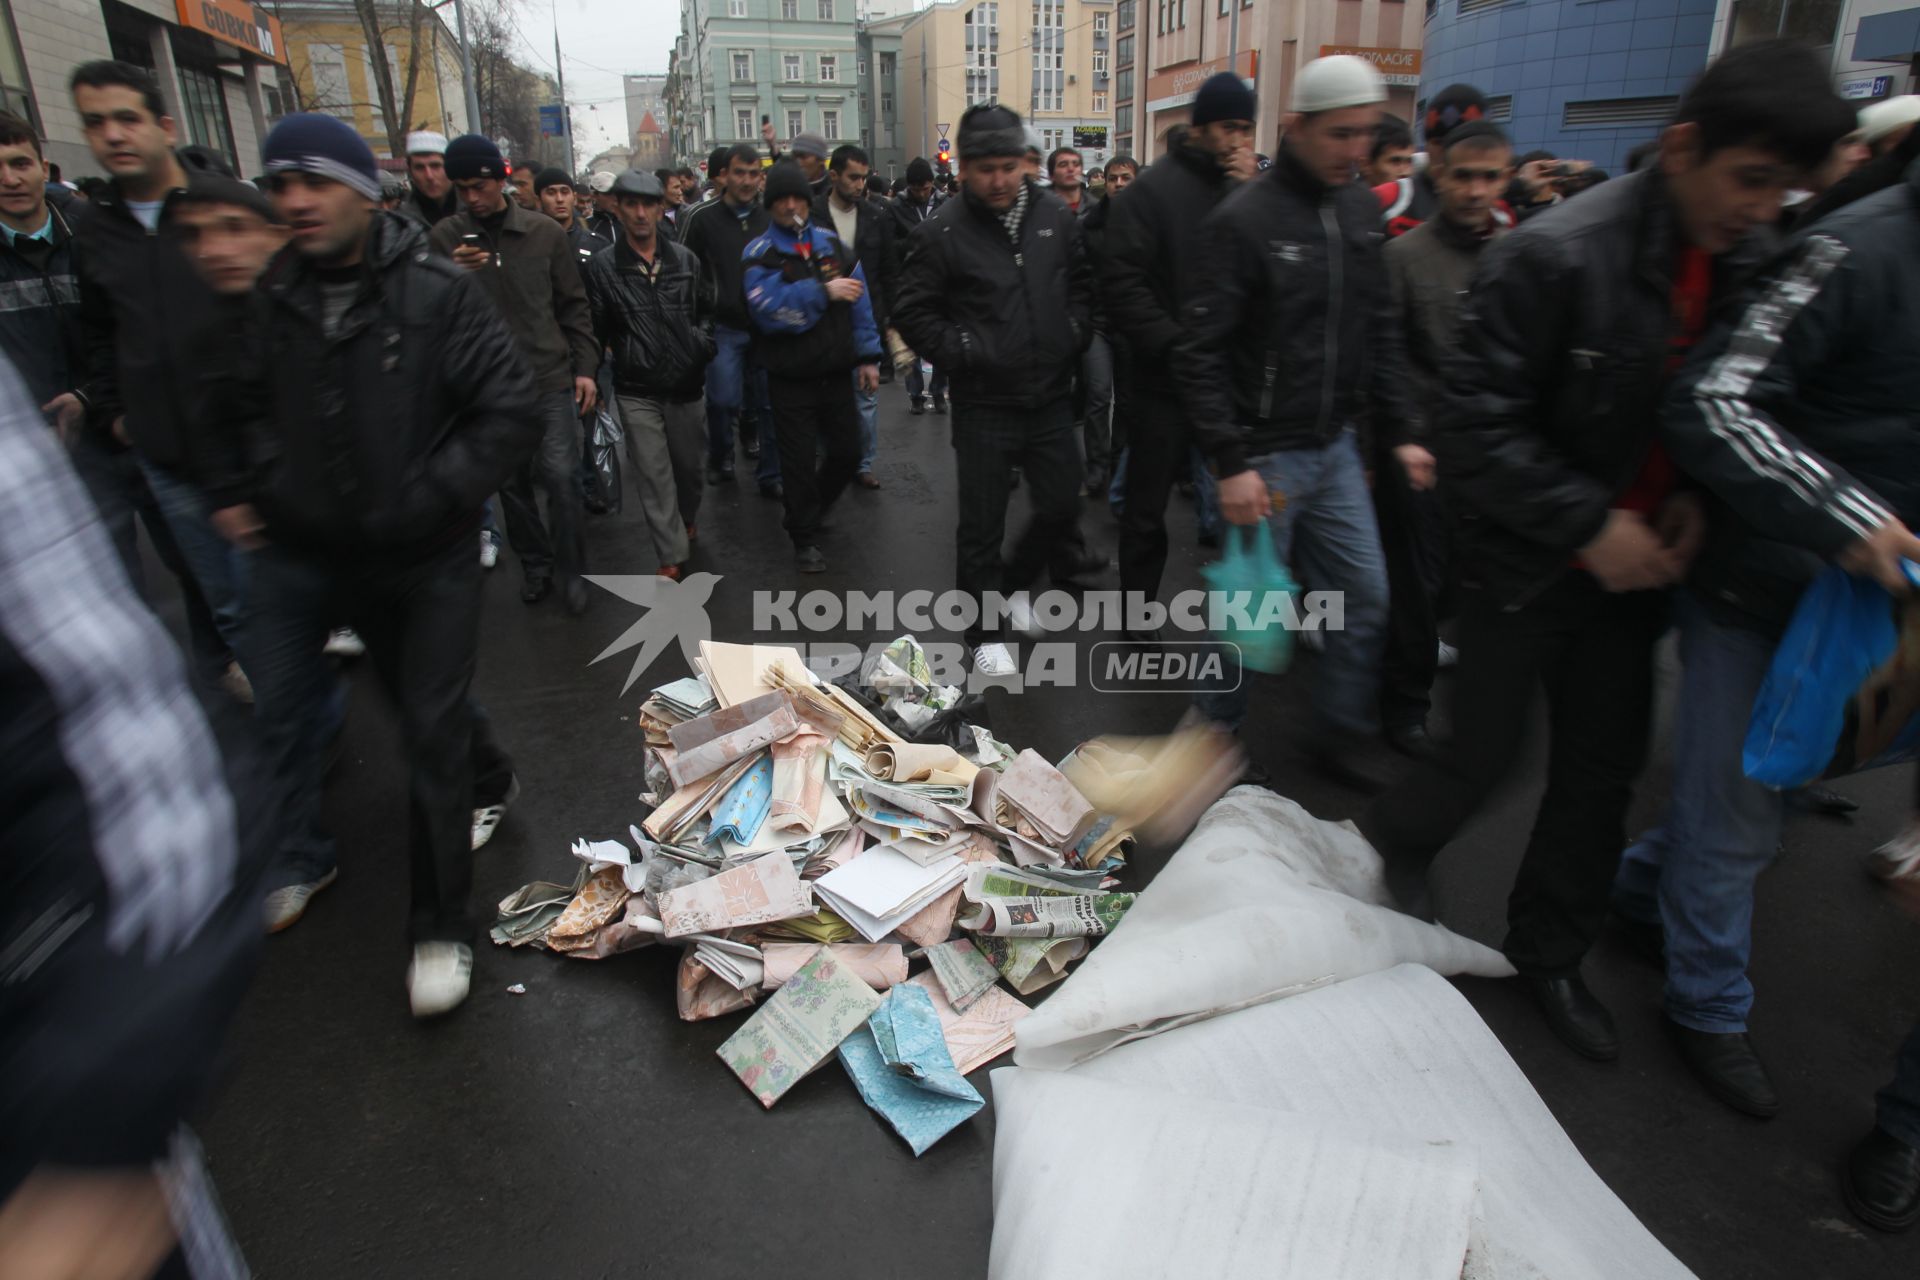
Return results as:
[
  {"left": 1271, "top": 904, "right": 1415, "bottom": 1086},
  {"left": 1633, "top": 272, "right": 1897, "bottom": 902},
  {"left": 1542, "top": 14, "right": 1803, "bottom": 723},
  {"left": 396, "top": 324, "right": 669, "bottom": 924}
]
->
[{"left": 1855, "top": 6, "right": 1920, "bottom": 62}]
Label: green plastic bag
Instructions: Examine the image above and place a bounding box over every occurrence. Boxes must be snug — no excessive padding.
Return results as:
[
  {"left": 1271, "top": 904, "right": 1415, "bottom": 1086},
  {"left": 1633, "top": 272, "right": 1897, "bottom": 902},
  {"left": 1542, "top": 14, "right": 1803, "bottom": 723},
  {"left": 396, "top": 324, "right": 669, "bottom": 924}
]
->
[{"left": 1201, "top": 521, "right": 1299, "bottom": 675}]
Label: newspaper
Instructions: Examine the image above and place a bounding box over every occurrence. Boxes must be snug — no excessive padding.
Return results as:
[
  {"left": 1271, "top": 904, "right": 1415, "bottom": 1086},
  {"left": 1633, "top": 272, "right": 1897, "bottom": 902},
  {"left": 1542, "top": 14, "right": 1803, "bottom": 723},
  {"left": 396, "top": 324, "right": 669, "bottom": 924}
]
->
[
  {"left": 959, "top": 892, "right": 1136, "bottom": 939},
  {"left": 656, "top": 851, "right": 814, "bottom": 938}
]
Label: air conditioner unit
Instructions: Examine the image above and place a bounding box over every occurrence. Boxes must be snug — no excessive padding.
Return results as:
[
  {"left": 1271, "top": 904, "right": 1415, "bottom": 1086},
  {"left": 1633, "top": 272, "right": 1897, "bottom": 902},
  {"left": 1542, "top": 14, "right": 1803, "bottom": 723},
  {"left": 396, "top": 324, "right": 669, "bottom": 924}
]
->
[{"left": 1069, "top": 73, "right": 1077, "bottom": 82}]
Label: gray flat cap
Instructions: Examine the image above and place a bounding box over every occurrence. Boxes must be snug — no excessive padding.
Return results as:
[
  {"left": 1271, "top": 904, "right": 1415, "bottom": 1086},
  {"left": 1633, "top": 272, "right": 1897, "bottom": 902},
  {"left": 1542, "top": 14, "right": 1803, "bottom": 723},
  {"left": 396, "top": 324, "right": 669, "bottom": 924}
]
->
[
  {"left": 789, "top": 131, "right": 830, "bottom": 159},
  {"left": 610, "top": 168, "right": 665, "bottom": 198}
]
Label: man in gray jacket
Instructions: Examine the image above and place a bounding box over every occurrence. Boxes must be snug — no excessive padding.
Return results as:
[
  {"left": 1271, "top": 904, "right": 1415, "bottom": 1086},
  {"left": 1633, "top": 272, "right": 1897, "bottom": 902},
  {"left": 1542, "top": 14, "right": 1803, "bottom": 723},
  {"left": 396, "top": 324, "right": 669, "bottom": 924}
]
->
[{"left": 430, "top": 135, "right": 599, "bottom": 614}]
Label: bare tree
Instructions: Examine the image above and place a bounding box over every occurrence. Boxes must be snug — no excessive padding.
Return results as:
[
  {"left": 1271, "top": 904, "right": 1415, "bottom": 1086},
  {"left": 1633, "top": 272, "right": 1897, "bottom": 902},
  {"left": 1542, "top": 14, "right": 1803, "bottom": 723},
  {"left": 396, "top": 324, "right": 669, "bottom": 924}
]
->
[{"left": 353, "top": 0, "right": 430, "bottom": 157}]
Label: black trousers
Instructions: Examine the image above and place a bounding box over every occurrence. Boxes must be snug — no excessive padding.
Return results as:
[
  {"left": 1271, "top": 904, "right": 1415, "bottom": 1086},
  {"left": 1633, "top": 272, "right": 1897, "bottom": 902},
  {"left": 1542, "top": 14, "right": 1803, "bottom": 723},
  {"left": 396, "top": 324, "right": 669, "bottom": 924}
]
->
[
  {"left": 1360, "top": 572, "right": 1669, "bottom": 975},
  {"left": 953, "top": 397, "right": 1083, "bottom": 646},
  {"left": 1117, "top": 384, "right": 1188, "bottom": 606},
  {"left": 769, "top": 371, "right": 863, "bottom": 547},
  {"left": 1375, "top": 451, "right": 1452, "bottom": 731},
  {"left": 249, "top": 530, "right": 483, "bottom": 943}
]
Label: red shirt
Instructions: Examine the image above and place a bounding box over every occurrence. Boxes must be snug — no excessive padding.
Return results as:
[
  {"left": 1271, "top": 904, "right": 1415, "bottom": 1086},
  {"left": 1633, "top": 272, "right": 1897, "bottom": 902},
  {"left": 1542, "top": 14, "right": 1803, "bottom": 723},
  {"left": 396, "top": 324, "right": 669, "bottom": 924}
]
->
[{"left": 1612, "top": 244, "right": 1711, "bottom": 515}]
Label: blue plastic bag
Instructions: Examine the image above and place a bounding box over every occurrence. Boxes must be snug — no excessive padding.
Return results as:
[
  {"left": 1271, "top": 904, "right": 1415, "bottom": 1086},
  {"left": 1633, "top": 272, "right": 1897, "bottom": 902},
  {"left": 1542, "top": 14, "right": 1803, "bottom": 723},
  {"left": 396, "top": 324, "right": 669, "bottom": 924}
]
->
[
  {"left": 1743, "top": 561, "right": 1920, "bottom": 788},
  {"left": 1200, "top": 521, "right": 1299, "bottom": 675}
]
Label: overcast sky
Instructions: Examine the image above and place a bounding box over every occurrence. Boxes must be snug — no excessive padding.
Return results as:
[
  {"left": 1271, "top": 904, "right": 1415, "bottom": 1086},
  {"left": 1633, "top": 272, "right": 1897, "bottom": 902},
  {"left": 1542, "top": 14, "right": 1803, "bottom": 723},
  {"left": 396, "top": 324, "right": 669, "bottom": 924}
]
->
[{"left": 520, "top": 0, "right": 680, "bottom": 164}]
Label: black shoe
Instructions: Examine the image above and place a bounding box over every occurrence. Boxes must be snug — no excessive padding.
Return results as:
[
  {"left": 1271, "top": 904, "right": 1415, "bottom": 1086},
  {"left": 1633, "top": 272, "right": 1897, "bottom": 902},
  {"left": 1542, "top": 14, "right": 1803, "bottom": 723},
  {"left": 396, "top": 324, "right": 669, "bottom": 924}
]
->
[
  {"left": 1666, "top": 1020, "right": 1779, "bottom": 1118},
  {"left": 1844, "top": 1127, "right": 1920, "bottom": 1233},
  {"left": 719, "top": 457, "right": 736, "bottom": 479},
  {"left": 760, "top": 481, "right": 784, "bottom": 501},
  {"left": 520, "top": 576, "right": 553, "bottom": 605},
  {"left": 1608, "top": 911, "right": 1667, "bottom": 968},
  {"left": 909, "top": 396, "right": 926, "bottom": 416},
  {"left": 743, "top": 437, "right": 760, "bottom": 460},
  {"left": 1524, "top": 973, "right": 1619, "bottom": 1062},
  {"left": 856, "top": 471, "right": 881, "bottom": 490},
  {"left": 1789, "top": 784, "right": 1859, "bottom": 818},
  {"left": 930, "top": 397, "right": 947, "bottom": 414},
  {"left": 706, "top": 462, "right": 727, "bottom": 484},
  {"left": 1386, "top": 722, "right": 1440, "bottom": 760},
  {"left": 796, "top": 546, "right": 827, "bottom": 573},
  {"left": 563, "top": 578, "right": 590, "bottom": 616}
]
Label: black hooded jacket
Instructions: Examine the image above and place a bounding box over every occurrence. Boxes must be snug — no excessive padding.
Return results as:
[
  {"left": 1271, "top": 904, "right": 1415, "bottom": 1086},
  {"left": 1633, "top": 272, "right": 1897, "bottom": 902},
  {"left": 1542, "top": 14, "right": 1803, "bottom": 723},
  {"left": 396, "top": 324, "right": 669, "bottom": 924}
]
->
[
  {"left": 890, "top": 179, "right": 1095, "bottom": 411},
  {"left": 213, "top": 213, "right": 540, "bottom": 555},
  {"left": 1102, "top": 142, "right": 1233, "bottom": 395}
]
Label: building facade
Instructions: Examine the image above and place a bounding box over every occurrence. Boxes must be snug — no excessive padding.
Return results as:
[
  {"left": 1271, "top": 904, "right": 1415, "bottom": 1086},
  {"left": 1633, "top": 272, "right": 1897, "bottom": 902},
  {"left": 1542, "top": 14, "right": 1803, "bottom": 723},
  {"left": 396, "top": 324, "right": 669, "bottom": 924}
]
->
[
  {"left": 675, "top": 0, "right": 866, "bottom": 163},
  {"left": 7, "top": 0, "right": 288, "bottom": 177},
  {"left": 898, "top": 0, "right": 1119, "bottom": 172},
  {"left": 1117, "top": 0, "right": 1421, "bottom": 165},
  {"left": 1710, "top": 0, "right": 1916, "bottom": 100},
  {"left": 278, "top": 0, "right": 468, "bottom": 164},
  {"left": 859, "top": 13, "right": 908, "bottom": 176}
]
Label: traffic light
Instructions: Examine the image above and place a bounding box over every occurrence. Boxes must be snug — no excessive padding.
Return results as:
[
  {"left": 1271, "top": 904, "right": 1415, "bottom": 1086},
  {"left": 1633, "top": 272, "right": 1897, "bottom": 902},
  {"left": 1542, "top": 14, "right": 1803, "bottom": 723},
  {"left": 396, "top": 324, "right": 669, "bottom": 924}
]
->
[{"left": 936, "top": 139, "right": 951, "bottom": 171}]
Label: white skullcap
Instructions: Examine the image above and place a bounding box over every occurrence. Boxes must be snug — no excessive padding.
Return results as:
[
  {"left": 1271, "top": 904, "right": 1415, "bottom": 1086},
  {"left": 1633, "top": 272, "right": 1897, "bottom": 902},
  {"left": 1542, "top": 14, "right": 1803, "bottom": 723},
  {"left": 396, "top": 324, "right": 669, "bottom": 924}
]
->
[
  {"left": 1858, "top": 95, "right": 1920, "bottom": 147},
  {"left": 1289, "top": 55, "right": 1388, "bottom": 115},
  {"left": 405, "top": 130, "right": 448, "bottom": 155}
]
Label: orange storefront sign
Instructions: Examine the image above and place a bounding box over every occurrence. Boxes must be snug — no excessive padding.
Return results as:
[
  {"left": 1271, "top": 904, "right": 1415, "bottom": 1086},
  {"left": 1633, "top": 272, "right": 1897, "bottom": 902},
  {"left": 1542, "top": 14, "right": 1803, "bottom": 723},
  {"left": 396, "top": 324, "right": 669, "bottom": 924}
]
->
[
  {"left": 1318, "top": 45, "right": 1421, "bottom": 87},
  {"left": 176, "top": 0, "right": 288, "bottom": 65},
  {"left": 1144, "top": 50, "right": 1258, "bottom": 112}
]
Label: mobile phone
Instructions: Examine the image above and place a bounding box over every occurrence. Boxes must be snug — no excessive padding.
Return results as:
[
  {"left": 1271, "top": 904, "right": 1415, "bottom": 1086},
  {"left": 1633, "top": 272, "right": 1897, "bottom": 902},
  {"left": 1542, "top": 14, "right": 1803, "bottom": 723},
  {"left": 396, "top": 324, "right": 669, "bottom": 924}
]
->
[{"left": 461, "top": 233, "right": 481, "bottom": 247}]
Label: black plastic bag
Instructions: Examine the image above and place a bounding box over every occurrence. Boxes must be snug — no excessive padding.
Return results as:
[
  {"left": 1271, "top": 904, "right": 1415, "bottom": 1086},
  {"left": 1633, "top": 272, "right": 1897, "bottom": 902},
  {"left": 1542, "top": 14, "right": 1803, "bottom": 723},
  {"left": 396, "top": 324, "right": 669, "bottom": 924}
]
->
[{"left": 590, "top": 406, "right": 623, "bottom": 515}]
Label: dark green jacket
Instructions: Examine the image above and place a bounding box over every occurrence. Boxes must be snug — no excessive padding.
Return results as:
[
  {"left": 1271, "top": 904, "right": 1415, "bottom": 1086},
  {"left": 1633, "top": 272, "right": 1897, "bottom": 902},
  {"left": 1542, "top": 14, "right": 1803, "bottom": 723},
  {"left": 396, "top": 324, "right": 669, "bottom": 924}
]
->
[{"left": 429, "top": 199, "right": 596, "bottom": 394}]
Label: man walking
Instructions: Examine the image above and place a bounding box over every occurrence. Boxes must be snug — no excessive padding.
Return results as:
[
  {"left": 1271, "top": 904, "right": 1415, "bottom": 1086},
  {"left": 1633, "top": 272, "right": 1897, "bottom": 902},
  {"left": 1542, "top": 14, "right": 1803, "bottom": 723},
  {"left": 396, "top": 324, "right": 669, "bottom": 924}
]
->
[
  {"left": 397, "top": 130, "right": 458, "bottom": 228},
  {"left": 1360, "top": 41, "right": 1853, "bottom": 1061},
  {"left": 892, "top": 104, "right": 1095, "bottom": 675},
  {"left": 583, "top": 170, "right": 712, "bottom": 580},
  {"left": 888, "top": 157, "right": 947, "bottom": 415},
  {"left": 217, "top": 114, "right": 540, "bottom": 1017},
  {"left": 1374, "top": 121, "right": 1516, "bottom": 756},
  {"left": 679, "top": 144, "right": 781, "bottom": 497},
  {"left": 535, "top": 167, "right": 608, "bottom": 260},
  {"left": 1106, "top": 71, "right": 1254, "bottom": 620},
  {"left": 744, "top": 161, "right": 880, "bottom": 574},
  {"left": 1179, "top": 56, "right": 1412, "bottom": 788},
  {"left": 814, "top": 144, "right": 892, "bottom": 489},
  {"left": 430, "top": 135, "right": 599, "bottom": 614}
]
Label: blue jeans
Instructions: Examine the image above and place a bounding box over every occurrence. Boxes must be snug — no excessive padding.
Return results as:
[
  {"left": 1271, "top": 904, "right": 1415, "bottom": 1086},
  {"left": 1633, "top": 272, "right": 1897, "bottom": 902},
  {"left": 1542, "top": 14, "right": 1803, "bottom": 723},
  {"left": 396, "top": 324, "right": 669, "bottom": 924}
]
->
[
  {"left": 1192, "top": 431, "right": 1388, "bottom": 736},
  {"left": 138, "top": 456, "right": 248, "bottom": 667},
  {"left": 705, "top": 324, "right": 779, "bottom": 483},
  {"left": 1612, "top": 591, "right": 1784, "bottom": 1033},
  {"left": 906, "top": 360, "right": 947, "bottom": 404},
  {"left": 855, "top": 371, "right": 878, "bottom": 473}
]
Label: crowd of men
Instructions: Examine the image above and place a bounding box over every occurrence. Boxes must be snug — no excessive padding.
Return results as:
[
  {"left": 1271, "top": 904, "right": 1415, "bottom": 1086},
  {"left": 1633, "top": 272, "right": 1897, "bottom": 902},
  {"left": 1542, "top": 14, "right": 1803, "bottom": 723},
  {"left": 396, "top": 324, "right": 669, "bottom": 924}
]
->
[{"left": 8, "top": 39, "right": 1920, "bottom": 1265}]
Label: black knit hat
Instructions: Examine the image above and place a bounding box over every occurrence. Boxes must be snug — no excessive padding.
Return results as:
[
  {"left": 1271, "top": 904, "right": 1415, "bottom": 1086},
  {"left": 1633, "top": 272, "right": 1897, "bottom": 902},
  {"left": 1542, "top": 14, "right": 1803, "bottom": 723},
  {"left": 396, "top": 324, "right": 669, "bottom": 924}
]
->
[
  {"left": 957, "top": 103, "right": 1025, "bottom": 160},
  {"left": 532, "top": 166, "right": 573, "bottom": 195},
  {"left": 906, "top": 156, "right": 934, "bottom": 183},
  {"left": 1423, "top": 84, "right": 1489, "bottom": 149},
  {"left": 444, "top": 133, "right": 507, "bottom": 181},
  {"left": 763, "top": 160, "right": 812, "bottom": 206},
  {"left": 1192, "top": 71, "right": 1257, "bottom": 127}
]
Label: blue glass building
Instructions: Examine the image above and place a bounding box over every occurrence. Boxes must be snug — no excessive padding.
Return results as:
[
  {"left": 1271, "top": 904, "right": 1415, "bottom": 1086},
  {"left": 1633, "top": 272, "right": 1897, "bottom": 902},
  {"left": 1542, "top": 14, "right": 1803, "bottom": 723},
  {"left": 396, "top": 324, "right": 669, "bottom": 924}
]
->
[{"left": 1418, "top": 0, "right": 1718, "bottom": 173}]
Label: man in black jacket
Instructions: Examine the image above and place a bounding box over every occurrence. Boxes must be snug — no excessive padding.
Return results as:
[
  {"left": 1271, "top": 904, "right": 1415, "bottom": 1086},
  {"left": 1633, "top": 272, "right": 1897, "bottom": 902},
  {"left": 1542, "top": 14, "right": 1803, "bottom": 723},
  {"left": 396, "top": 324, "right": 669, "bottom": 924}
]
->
[
  {"left": 68, "top": 61, "right": 252, "bottom": 700},
  {"left": 679, "top": 144, "right": 780, "bottom": 496},
  {"left": 583, "top": 170, "right": 713, "bottom": 578},
  {"left": 814, "top": 144, "right": 893, "bottom": 489},
  {"left": 1106, "top": 72, "right": 1254, "bottom": 617},
  {"left": 1178, "top": 56, "right": 1412, "bottom": 787},
  {"left": 1361, "top": 41, "right": 1855, "bottom": 1063},
  {"left": 430, "top": 135, "right": 599, "bottom": 615},
  {"left": 888, "top": 157, "right": 947, "bottom": 414},
  {"left": 396, "top": 130, "right": 458, "bottom": 228},
  {"left": 893, "top": 104, "right": 1095, "bottom": 676},
  {"left": 1643, "top": 150, "right": 1920, "bottom": 1228},
  {"left": 213, "top": 114, "right": 540, "bottom": 1018}
]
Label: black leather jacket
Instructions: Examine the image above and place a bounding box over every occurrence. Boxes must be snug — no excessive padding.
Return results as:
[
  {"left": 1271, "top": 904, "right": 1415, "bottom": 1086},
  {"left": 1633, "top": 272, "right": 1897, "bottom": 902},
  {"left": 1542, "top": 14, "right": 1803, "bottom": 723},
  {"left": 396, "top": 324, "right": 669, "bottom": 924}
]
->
[
  {"left": 891, "top": 179, "right": 1095, "bottom": 411},
  {"left": 1435, "top": 168, "right": 1775, "bottom": 608},
  {"left": 1175, "top": 146, "right": 1415, "bottom": 476},
  {"left": 582, "top": 235, "right": 715, "bottom": 403},
  {"left": 1103, "top": 142, "right": 1232, "bottom": 394},
  {"left": 214, "top": 213, "right": 540, "bottom": 554}
]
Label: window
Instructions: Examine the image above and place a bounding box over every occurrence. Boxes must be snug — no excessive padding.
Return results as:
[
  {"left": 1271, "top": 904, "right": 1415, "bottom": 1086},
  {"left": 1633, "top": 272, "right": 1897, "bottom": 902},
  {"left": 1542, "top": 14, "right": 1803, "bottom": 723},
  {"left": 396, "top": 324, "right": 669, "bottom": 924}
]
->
[
  {"left": 1093, "top": 91, "right": 1107, "bottom": 112},
  {"left": 882, "top": 91, "right": 894, "bottom": 114},
  {"left": 1094, "top": 12, "right": 1108, "bottom": 32},
  {"left": 1115, "top": 67, "right": 1132, "bottom": 101},
  {"left": 880, "top": 52, "right": 895, "bottom": 76},
  {"left": 308, "top": 43, "right": 351, "bottom": 120},
  {"left": 736, "top": 106, "right": 755, "bottom": 138},
  {"left": 1116, "top": 34, "right": 1133, "bottom": 65},
  {"left": 819, "top": 54, "right": 837, "bottom": 82},
  {"left": 729, "top": 0, "right": 747, "bottom": 14},
  {"left": 787, "top": 108, "right": 805, "bottom": 135},
  {"left": 817, "top": 0, "right": 833, "bottom": 16},
  {"left": 784, "top": 53, "right": 802, "bottom": 80},
  {"left": 1730, "top": 0, "right": 1843, "bottom": 49},
  {"left": 1219, "top": 0, "right": 1228, "bottom": 13},
  {"left": 1031, "top": 0, "right": 1064, "bottom": 112},
  {"left": 731, "top": 50, "right": 753, "bottom": 81},
  {"left": 0, "top": 4, "right": 34, "bottom": 125},
  {"left": 175, "top": 64, "right": 235, "bottom": 162},
  {"left": 1178, "top": 0, "right": 1186, "bottom": 26},
  {"left": 964, "top": 3, "right": 1001, "bottom": 104},
  {"left": 858, "top": 58, "right": 867, "bottom": 76},
  {"left": 823, "top": 108, "right": 840, "bottom": 136},
  {"left": 1093, "top": 50, "right": 1107, "bottom": 74},
  {"left": 781, "top": 0, "right": 797, "bottom": 15},
  {"left": 1116, "top": 0, "right": 1135, "bottom": 29}
]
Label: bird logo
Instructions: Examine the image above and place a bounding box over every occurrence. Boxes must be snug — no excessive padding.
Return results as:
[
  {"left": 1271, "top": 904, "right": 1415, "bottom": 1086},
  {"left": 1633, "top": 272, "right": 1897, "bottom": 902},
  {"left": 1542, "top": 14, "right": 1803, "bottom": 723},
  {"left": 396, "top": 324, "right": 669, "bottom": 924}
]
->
[{"left": 585, "top": 572, "right": 724, "bottom": 693}]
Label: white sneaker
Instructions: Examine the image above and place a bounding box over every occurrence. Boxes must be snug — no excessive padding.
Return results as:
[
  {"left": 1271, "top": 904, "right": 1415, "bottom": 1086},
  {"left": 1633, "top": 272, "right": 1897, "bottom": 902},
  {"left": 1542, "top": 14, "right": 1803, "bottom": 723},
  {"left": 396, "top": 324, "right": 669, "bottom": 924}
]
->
[
  {"left": 471, "top": 772, "right": 521, "bottom": 850},
  {"left": 324, "top": 627, "right": 366, "bottom": 659},
  {"left": 263, "top": 867, "right": 339, "bottom": 933},
  {"left": 1436, "top": 639, "right": 1460, "bottom": 669},
  {"left": 220, "top": 661, "right": 254, "bottom": 704},
  {"left": 971, "top": 642, "right": 1018, "bottom": 676},
  {"left": 479, "top": 530, "right": 500, "bottom": 570},
  {"left": 406, "top": 941, "right": 473, "bottom": 1017},
  {"left": 1868, "top": 821, "right": 1920, "bottom": 884}
]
